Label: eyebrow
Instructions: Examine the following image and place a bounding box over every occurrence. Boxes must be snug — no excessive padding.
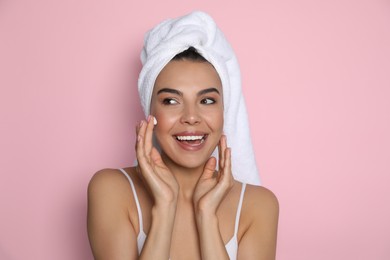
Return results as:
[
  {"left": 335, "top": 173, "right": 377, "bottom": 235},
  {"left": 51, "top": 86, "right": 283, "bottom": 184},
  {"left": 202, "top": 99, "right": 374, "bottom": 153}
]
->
[
  {"left": 198, "top": 88, "right": 220, "bottom": 96},
  {"left": 157, "top": 88, "right": 182, "bottom": 96},
  {"left": 157, "top": 87, "right": 220, "bottom": 96}
]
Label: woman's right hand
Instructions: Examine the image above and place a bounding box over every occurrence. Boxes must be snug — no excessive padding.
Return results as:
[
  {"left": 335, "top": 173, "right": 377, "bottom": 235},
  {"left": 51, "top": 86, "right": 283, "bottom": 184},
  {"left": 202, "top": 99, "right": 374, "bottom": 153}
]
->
[{"left": 135, "top": 115, "right": 179, "bottom": 208}]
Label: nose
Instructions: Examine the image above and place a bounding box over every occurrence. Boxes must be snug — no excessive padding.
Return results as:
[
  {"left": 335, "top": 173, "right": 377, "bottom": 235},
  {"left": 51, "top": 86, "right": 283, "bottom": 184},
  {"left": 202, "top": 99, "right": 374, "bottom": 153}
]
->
[{"left": 180, "top": 104, "right": 201, "bottom": 125}]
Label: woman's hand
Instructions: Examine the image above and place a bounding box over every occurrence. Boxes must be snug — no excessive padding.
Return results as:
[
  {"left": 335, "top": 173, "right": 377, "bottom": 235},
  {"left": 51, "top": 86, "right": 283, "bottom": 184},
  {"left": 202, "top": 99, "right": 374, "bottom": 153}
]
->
[
  {"left": 136, "top": 116, "right": 179, "bottom": 208},
  {"left": 193, "top": 135, "right": 234, "bottom": 217},
  {"left": 135, "top": 116, "right": 179, "bottom": 259}
]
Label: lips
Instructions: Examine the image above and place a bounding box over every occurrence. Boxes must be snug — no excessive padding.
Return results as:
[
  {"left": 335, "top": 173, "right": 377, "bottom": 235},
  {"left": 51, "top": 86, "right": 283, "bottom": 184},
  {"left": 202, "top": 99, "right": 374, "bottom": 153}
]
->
[{"left": 173, "top": 132, "right": 208, "bottom": 151}]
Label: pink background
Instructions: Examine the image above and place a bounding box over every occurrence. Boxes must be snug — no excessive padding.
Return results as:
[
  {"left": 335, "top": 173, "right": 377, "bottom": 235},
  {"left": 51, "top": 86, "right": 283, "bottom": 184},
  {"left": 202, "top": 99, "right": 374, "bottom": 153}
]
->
[{"left": 1, "top": 0, "right": 389, "bottom": 259}]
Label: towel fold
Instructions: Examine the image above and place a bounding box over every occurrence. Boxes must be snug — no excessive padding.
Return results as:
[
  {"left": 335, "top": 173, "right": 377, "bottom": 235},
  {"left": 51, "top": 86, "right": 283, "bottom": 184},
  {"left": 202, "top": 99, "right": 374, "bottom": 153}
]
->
[{"left": 138, "top": 11, "right": 261, "bottom": 186}]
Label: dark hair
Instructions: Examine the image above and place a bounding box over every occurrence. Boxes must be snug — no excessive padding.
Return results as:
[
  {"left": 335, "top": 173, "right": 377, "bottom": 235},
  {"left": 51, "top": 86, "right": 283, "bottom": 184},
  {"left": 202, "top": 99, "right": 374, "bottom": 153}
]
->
[{"left": 171, "top": 46, "right": 208, "bottom": 62}]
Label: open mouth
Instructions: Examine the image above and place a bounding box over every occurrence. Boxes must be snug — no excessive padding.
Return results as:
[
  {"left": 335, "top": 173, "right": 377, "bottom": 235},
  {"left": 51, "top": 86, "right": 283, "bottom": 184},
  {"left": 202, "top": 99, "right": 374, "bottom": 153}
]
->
[{"left": 174, "top": 134, "right": 208, "bottom": 146}]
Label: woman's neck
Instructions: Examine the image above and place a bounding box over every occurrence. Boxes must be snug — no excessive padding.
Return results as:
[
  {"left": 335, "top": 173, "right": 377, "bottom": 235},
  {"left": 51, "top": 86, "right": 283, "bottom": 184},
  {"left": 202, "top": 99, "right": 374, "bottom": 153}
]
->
[{"left": 161, "top": 153, "right": 205, "bottom": 201}]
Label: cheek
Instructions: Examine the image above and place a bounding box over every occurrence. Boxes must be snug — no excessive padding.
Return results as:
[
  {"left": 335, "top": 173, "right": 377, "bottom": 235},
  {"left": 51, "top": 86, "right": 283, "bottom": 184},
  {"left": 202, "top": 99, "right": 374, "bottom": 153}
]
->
[
  {"left": 152, "top": 109, "right": 178, "bottom": 137},
  {"left": 204, "top": 110, "right": 224, "bottom": 131}
]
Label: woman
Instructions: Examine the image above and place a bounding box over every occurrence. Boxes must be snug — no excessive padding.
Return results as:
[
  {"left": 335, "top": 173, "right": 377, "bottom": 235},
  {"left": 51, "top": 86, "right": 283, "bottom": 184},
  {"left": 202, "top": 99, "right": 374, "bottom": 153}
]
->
[{"left": 87, "top": 12, "right": 278, "bottom": 260}]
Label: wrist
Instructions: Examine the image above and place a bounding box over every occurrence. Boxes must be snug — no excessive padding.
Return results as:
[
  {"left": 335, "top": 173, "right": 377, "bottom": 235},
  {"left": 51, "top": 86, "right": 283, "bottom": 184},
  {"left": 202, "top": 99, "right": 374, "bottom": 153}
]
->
[
  {"left": 150, "top": 204, "right": 177, "bottom": 235},
  {"left": 195, "top": 210, "right": 218, "bottom": 228},
  {"left": 194, "top": 202, "right": 217, "bottom": 218},
  {"left": 154, "top": 191, "right": 178, "bottom": 208},
  {"left": 152, "top": 202, "right": 177, "bottom": 218}
]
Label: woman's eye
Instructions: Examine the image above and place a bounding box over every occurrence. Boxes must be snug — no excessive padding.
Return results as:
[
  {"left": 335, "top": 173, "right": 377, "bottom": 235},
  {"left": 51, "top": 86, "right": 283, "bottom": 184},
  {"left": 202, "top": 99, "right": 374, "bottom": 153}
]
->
[
  {"left": 162, "top": 98, "right": 178, "bottom": 105},
  {"left": 201, "top": 98, "right": 216, "bottom": 105}
]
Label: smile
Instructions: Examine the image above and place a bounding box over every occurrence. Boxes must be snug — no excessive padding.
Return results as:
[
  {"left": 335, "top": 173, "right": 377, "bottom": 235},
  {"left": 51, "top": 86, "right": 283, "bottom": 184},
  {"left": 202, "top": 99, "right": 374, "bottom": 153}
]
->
[
  {"left": 173, "top": 134, "right": 208, "bottom": 151},
  {"left": 176, "top": 135, "right": 205, "bottom": 141}
]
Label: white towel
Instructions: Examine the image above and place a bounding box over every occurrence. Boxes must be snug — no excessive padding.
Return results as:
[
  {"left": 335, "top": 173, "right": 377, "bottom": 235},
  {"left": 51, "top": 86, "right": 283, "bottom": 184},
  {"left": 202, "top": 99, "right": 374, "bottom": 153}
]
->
[{"left": 138, "top": 11, "right": 261, "bottom": 186}]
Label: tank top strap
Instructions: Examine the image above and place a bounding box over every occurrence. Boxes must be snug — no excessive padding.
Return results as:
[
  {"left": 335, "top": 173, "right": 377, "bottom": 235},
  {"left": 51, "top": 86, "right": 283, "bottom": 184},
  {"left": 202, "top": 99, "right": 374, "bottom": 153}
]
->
[
  {"left": 119, "top": 168, "right": 144, "bottom": 233},
  {"left": 233, "top": 183, "right": 247, "bottom": 236}
]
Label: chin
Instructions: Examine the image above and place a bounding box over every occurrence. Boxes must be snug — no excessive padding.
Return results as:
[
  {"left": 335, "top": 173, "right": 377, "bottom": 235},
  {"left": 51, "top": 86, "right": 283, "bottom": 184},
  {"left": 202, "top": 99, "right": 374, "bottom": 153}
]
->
[
  {"left": 165, "top": 151, "right": 211, "bottom": 169},
  {"left": 177, "top": 156, "right": 210, "bottom": 169},
  {"left": 160, "top": 145, "right": 216, "bottom": 170}
]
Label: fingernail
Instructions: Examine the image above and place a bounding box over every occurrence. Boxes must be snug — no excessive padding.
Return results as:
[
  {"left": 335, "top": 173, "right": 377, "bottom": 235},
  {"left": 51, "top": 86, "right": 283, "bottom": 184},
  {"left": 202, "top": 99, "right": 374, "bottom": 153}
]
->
[
  {"left": 147, "top": 115, "right": 151, "bottom": 122},
  {"left": 153, "top": 117, "right": 157, "bottom": 125},
  {"left": 139, "top": 120, "right": 144, "bottom": 127}
]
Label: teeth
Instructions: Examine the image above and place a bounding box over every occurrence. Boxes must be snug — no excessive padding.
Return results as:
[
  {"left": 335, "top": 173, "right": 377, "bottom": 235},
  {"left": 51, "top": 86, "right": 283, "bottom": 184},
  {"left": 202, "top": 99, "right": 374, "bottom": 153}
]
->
[{"left": 176, "top": 135, "right": 204, "bottom": 141}]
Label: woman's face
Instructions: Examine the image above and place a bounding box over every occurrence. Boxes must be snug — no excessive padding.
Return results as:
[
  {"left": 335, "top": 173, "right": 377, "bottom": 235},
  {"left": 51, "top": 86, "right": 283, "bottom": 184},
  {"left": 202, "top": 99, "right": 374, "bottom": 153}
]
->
[{"left": 150, "top": 59, "right": 224, "bottom": 169}]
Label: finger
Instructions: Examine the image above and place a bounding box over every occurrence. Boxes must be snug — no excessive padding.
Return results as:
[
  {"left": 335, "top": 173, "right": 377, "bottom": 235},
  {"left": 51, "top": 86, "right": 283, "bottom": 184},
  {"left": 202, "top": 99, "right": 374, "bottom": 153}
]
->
[
  {"left": 136, "top": 120, "right": 154, "bottom": 168},
  {"left": 224, "top": 148, "right": 232, "bottom": 177},
  {"left": 135, "top": 120, "right": 143, "bottom": 150},
  {"left": 219, "top": 147, "right": 233, "bottom": 187},
  {"left": 219, "top": 135, "right": 227, "bottom": 169},
  {"left": 138, "top": 119, "right": 150, "bottom": 158},
  {"left": 201, "top": 157, "right": 217, "bottom": 179},
  {"left": 205, "top": 149, "right": 232, "bottom": 206},
  {"left": 136, "top": 126, "right": 160, "bottom": 186},
  {"left": 150, "top": 147, "right": 164, "bottom": 166},
  {"left": 218, "top": 136, "right": 223, "bottom": 169},
  {"left": 144, "top": 115, "right": 155, "bottom": 156},
  {"left": 135, "top": 121, "right": 141, "bottom": 149},
  {"left": 136, "top": 120, "right": 147, "bottom": 163}
]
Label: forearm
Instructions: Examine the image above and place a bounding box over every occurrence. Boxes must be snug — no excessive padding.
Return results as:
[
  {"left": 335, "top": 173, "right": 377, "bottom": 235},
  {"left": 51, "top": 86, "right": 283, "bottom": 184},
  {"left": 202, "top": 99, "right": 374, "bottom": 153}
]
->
[
  {"left": 139, "top": 204, "right": 177, "bottom": 260},
  {"left": 196, "top": 212, "right": 229, "bottom": 260}
]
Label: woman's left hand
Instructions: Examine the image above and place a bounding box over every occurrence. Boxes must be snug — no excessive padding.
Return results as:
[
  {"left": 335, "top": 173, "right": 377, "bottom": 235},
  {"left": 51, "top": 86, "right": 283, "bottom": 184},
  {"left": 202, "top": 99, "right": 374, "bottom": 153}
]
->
[{"left": 193, "top": 135, "right": 234, "bottom": 216}]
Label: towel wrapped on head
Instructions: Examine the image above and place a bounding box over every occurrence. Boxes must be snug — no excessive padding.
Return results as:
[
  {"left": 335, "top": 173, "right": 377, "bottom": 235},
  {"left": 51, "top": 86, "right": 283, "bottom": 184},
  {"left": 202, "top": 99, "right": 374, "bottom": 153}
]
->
[{"left": 138, "top": 11, "right": 261, "bottom": 186}]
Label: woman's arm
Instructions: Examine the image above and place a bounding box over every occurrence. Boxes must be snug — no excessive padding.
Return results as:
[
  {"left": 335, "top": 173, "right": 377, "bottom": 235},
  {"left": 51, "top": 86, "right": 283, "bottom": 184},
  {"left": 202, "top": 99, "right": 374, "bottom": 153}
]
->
[
  {"left": 88, "top": 117, "right": 179, "bottom": 259},
  {"left": 193, "top": 135, "right": 279, "bottom": 260},
  {"left": 136, "top": 116, "right": 179, "bottom": 259},
  {"left": 138, "top": 202, "right": 177, "bottom": 259},
  {"left": 193, "top": 135, "right": 234, "bottom": 260},
  {"left": 196, "top": 211, "right": 230, "bottom": 259},
  {"left": 87, "top": 169, "right": 138, "bottom": 260},
  {"left": 237, "top": 186, "right": 279, "bottom": 260},
  {"left": 87, "top": 168, "right": 178, "bottom": 260}
]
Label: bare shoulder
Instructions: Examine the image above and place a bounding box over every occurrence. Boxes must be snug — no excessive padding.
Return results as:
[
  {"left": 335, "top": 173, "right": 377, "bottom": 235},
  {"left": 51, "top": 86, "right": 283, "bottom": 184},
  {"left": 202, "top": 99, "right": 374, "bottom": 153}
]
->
[
  {"left": 88, "top": 168, "right": 131, "bottom": 198},
  {"left": 241, "top": 184, "right": 279, "bottom": 229},
  {"left": 87, "top": 167, "right": 141, "bottom": 210},
  {"left": 245, "top": 184, "right": 279, "bottom": 213},
  {"left": 87, "top": 168, "right": 140, "bottom": 259}
]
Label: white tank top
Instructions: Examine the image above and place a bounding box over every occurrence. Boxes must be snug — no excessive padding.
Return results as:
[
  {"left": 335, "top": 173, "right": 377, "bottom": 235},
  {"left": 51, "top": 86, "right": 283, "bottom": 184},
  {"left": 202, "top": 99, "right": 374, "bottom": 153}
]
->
[{"left": 119, "top": 168, "right": 246, "bottom": 260}]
